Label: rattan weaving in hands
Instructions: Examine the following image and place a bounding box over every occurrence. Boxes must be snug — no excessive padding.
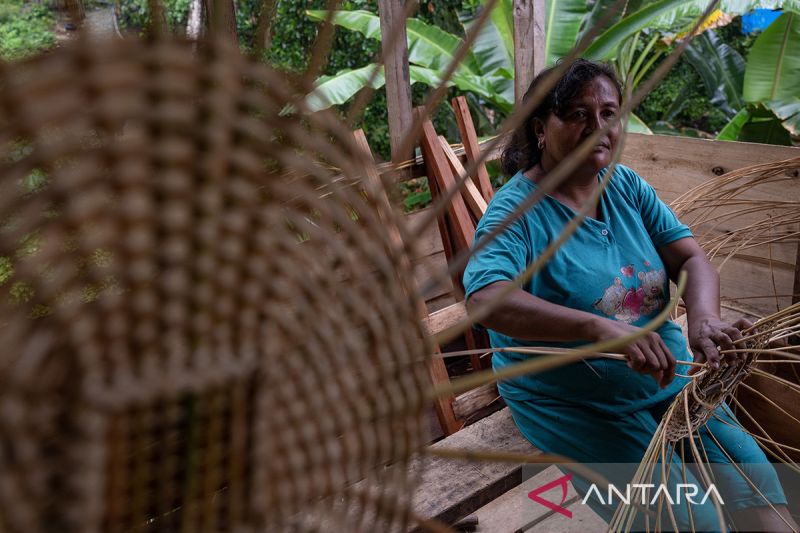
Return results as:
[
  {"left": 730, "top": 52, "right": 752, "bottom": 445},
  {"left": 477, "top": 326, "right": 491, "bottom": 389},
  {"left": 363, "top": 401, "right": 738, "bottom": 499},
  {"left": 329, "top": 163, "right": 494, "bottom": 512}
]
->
[{"left": 0, "top": 35, "right": 432, "bottom": 532}]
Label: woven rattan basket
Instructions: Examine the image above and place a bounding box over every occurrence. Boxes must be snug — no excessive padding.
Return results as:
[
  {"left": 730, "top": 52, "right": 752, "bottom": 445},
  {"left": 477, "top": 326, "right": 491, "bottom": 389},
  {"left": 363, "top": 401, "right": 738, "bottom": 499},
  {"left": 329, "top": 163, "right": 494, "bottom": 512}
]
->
[{"left": 0, "top": 35, "right": 432, "bottom": 532}]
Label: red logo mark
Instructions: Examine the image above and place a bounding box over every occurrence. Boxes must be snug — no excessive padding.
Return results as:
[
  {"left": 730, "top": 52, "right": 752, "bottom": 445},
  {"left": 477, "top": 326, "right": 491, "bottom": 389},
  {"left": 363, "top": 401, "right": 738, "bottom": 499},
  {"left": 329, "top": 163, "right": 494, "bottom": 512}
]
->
[{"left": 527, "top": 472, "right": 573, "bottom": 518}]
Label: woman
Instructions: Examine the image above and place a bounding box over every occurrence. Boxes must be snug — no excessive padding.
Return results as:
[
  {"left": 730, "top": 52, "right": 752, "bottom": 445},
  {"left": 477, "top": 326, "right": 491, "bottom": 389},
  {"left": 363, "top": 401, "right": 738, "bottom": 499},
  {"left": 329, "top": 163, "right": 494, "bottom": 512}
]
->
[{"left": 463, "top": 59, "right": 795, "bottom": 531}]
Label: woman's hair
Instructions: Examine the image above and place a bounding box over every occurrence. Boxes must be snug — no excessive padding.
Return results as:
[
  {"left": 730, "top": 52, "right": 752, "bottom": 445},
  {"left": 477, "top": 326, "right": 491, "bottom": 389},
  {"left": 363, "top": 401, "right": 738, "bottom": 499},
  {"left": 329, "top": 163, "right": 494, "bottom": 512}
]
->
[{"left": 500, "top": 59, "right": 622, "bottom": 177}]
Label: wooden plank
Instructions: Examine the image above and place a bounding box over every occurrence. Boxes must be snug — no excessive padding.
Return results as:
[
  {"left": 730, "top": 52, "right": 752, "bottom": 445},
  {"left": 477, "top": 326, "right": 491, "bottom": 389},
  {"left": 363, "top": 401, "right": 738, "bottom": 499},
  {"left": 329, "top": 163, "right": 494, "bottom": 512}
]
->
[
  {"left": 378, "top": 0, "right": 414, "bottom": 165},
  {"left": 452, "top": 382, "right": 500, "bottom": 420},
  {"left": 452, "top": 96, "right": 494, "bottom": 201},
  {"left": 473, "top": 466, "right": 607, "bottom": 533},
  {"left": 438, "top": 136, "right": 488, "bottom": 221},
  {"left": 417, "top": 108, "right": 476, "bottom": 252},
  {"left": 422, "top": 301, "right": 468, "bottom": 337},
  {"left": 411, "top": 408, "right": 538, "bottom": 528},
  {"left": 513, "top": 0, "right": 546, "bottom": 104},
  {"left": 620, "top": 135, "right": 800, "bottom": 204}
]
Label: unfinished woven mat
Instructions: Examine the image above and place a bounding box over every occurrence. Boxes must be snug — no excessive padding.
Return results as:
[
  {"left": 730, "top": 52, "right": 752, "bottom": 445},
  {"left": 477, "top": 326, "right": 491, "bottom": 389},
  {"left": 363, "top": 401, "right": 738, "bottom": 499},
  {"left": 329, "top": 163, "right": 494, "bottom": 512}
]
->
[{"left": 0, "top": 35, "right": 431, "bottom": 533}]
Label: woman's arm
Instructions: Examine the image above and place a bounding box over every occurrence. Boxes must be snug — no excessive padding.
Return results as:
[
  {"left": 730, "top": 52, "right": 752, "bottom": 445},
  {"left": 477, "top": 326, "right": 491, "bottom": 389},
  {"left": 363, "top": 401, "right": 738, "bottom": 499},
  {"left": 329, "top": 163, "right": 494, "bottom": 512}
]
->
[
  {"left": 468, "top": 281, "right": 677, "bottom": 387},
  {"left": 658, "top": 237, "right": 749, "bottom": 371}
]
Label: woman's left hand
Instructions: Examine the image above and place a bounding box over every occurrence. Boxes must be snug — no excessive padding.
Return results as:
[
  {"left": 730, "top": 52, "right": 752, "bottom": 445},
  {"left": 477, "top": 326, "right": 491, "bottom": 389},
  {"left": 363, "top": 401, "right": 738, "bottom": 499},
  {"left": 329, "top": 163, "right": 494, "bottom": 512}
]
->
[{"left": 687, "top": 316, "right": 753, "bottom": 375}]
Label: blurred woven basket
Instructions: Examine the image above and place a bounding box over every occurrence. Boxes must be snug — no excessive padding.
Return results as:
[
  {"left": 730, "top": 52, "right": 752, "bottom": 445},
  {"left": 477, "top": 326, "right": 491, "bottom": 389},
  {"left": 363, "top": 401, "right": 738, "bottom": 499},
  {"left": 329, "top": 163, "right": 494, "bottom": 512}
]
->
[{"left": 0, "top": 35, "right": 432, "bottom": 532}]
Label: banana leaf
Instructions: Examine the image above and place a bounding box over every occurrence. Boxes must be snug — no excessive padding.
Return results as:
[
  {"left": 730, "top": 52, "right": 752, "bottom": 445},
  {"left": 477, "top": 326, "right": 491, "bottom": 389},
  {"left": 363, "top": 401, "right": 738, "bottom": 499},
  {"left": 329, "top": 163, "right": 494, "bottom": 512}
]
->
[
  {"left": 738, "top": 105, "right": 794, "bottom": 144},
  {"left": 743, "top": 12, "right": 800, "bottom": 102},
  {"left": 584, "top": 0, "right": 703, "bottom": 60},
  {"left": 303, "top": 64, "right": 452, "bottom": 112},
  {"left": 306, "top": 10, "right": 481, "bottom": 76},
  {"left": 684, "top": 30, "right": 745, "bottom": 118},
  {"left": 765, "top": 98, "right": 800, "bottom": 135},
  {"left": 626, "top": 113, "right": 654, "bottom": 134},
  {"left": 716, "top": 107, "right": 751, "bottom": 140},
  {"left": 545, "top": 0, "right": 589, "bottom": 66},
  {"left": 464, "top": 0, "right": 514, "bottom": 74}
]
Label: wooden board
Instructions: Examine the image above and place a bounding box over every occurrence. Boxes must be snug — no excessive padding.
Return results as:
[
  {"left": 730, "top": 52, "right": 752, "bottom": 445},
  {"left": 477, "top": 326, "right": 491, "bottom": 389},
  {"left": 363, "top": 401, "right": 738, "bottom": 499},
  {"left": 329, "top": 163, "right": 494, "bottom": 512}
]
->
[
  {"left": 452, "top": 95, "right": 494, "bottom": 201},
  {"left": 411, "top": 407, "right": 538, "bottom": 528}
]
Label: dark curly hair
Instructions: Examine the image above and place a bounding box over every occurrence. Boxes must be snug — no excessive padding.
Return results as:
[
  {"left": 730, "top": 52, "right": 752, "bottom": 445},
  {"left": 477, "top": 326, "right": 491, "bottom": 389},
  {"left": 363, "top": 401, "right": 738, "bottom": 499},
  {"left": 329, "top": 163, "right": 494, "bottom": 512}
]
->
[{"left": 500, "top": 59, "right": 622, "bottom": 177}]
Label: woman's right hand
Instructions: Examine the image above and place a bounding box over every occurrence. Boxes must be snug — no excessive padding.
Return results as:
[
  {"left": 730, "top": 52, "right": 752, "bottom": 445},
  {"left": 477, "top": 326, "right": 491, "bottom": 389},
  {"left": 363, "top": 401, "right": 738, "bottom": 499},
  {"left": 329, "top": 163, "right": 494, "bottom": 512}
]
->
[{"left": 589, "top": 317, "right": 676, "bottom": 388}]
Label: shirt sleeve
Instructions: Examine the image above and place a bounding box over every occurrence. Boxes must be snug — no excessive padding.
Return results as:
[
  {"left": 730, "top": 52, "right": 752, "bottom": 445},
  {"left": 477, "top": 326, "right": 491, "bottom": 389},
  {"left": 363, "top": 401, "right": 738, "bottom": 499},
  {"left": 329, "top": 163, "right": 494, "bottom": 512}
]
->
[
  {"left": 627, "top": 167, "right": 693, "bottom": 247},
  {"left": 463, "top": 190, "right": 530, "bottom": 299}
]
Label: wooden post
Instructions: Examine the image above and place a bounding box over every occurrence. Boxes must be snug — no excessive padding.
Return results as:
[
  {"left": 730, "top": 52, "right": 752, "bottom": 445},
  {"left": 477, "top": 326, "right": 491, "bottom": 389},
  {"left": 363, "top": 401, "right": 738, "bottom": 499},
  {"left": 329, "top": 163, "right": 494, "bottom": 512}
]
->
[
  {"left": 513, "top": 0, "right": 546, "bottom": 104},
  {"left": 378, "top": 0, "right": 414, "bottom": 166},
  {"left": 352, "top": 129, "right": 462, "bottom": 436}
]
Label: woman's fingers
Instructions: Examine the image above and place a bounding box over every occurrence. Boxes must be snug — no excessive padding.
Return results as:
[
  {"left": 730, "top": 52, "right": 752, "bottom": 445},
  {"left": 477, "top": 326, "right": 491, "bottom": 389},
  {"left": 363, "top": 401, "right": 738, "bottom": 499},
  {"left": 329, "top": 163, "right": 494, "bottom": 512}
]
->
[
  {"left": 693, "top": 337, "right": 721, "bottom": 370},
  {"left": 626, "top": 335, "right": 675, "bottom": 387}
]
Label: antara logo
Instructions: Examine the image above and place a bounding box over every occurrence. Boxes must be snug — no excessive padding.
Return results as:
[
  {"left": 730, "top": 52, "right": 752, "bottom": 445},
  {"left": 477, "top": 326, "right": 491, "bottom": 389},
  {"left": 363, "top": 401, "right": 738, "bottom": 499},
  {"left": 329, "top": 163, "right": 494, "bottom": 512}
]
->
[
  {"left": 527, "top": 473, "right": 574, "bottom": 518},
  {"left": 581, "top": 483, "right": 725, "bottom": 506}
]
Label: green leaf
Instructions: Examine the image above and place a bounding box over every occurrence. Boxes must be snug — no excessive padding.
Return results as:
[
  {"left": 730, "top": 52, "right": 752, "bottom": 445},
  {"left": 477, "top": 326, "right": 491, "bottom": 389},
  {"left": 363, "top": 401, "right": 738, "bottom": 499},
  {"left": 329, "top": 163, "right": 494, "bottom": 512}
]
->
[
  {"left": 306, "top": 10, "right": 480, "bottom": 75},
  {"left": 684, "top": 30, "right": 745, "bottom": 118},
  {"left": 645, "top": 1, "right": 793, "bottom": 32},
  {"left": 485, "top": 0, "right": 513, "bottom": 59},
  {"left": 303, "top": 64, "right": 460, "bottom": 112},
  {"left": 716, "top": 107, "right": 751, "bottom": 140},
  {"left": 584, "top": 0, "right": 692, "bottom": 60},
  {"left": 626, "top": 113, "right": 653, "bottom": 134},
  {"left": 579, "top": 0, "right": 647, "bottom": 43},
  {"left": 304, "top": 64, "right": 386, "bottom": 112},
  {"left": 743, "top": 12, "right": 800, "bottom": 102},
  {"left": 738, "top": 106, "right": 793, "bottom": 144},
  {"left": 764, "top": 98, "right": 800, "bottom": 135},
  {"left": 544, "top": 0, "right": 589, "bottom": 66},
  {"left": 465, "top": 0, "right": 514, "bottom": 74}
]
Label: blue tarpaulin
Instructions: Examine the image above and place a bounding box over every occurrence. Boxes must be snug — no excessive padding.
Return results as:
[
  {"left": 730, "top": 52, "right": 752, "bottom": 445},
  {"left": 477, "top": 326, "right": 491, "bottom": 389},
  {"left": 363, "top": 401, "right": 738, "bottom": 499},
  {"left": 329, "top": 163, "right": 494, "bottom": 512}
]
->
[{"left": 741, "top": 8, "right": 783, "bottom": 33}]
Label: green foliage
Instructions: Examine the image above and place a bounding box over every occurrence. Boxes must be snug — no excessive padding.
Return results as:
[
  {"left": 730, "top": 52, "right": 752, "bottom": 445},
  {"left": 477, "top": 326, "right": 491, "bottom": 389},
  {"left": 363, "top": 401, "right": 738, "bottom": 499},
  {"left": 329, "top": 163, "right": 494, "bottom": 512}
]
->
[
  {"left": 0, "top": 257, "right": 13, "bottom": 285},
  {"left": 636, "top": 61, "right": 730, "bottom": 135},
  {"left": 0, "top": 0, "right": 56, "bottom": 61},
  {"left": 116, "top": 0, "right": 191, "bottom": 34}
]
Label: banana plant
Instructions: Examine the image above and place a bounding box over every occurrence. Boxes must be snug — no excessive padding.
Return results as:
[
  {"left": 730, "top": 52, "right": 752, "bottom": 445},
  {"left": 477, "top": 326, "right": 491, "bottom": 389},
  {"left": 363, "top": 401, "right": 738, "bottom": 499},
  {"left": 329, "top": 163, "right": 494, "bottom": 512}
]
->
[
  {"left": 715, "top": 10, "right": 800, "bottom": 142},
  {"left": 303, "top": 9, "right": 514, "bottom": 114}
]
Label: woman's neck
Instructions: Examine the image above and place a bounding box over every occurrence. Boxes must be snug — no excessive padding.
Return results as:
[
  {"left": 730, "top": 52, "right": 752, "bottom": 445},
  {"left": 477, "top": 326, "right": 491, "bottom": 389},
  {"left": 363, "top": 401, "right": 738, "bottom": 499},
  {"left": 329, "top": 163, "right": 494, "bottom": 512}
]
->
[{"left": 525, "top": 162, "right": 601, "bottom": 218}]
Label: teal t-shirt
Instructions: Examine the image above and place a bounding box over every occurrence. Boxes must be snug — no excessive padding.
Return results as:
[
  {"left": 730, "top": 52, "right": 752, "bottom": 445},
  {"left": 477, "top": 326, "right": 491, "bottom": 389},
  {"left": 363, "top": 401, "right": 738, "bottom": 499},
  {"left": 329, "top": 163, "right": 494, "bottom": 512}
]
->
[{"left": 463, "top": 165, "right": 694, "bottom": 413}]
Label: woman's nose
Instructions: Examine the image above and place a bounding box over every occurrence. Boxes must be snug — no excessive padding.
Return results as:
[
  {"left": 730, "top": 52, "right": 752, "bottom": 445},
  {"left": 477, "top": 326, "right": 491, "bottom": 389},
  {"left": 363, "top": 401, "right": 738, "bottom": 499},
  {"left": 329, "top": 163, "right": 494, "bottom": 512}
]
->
[{"left": 585, "top": 112, "right": 604, "bottom": 132}]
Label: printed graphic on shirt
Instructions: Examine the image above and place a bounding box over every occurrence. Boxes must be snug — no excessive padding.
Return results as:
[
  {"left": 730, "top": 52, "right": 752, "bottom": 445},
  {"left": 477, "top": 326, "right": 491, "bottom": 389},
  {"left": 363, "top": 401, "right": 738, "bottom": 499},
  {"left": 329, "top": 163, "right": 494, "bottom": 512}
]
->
[{"left": 593, "top": 266, "right": 666, "bottom": 323}]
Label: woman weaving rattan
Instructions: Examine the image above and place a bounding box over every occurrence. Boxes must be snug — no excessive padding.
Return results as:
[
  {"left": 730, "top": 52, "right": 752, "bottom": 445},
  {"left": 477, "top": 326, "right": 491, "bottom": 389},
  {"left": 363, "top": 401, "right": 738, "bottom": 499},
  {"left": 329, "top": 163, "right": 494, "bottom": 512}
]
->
[{"left": 463, "top": 59, "right": 796, "bottom": 532}]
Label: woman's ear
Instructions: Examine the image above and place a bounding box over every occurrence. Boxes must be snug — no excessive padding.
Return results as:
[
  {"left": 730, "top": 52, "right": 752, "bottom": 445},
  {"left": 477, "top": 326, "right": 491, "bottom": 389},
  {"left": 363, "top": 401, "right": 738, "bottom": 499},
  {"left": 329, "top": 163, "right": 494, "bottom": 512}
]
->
[
  {"left": 531, "top": 117, "right": 546, "bottom": 149},
  {"left": 531, "top": 117, "right": 545, "bottom": 138}
]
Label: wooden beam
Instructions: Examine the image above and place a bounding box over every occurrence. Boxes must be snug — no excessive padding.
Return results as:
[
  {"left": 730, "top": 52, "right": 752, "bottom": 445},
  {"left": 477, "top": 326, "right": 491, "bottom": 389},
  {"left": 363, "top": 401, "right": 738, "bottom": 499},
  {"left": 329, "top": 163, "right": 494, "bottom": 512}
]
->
[
  {"left": 513, "top": 0, "right": 546, "bottom": 104},
  {"left": 452, "top": 96, "right": 494, "bottom": 201},
  {"left": 378, "top": 0, "right": 414, "bottom": 165},
  {"left": 438, "top": 136, "right": 488, "bottom": 221}
]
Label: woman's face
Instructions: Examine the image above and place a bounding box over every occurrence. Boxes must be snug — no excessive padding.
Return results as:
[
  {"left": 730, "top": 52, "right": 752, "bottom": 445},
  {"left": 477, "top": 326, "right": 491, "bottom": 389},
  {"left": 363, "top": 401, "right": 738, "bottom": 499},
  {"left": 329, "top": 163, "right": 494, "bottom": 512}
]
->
[{"left": 534, "top": 75, "right": 622, "bottom": 177}]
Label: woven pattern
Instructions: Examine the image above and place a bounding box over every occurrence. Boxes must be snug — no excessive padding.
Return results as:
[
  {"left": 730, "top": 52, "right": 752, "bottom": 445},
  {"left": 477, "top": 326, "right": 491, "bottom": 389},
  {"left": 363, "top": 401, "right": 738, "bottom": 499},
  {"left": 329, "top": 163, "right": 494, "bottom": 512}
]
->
[
  {"left": 0, "top": 36, "right": 430, "bottom": 532},
  {"left": 664, "top": 348, "right": 756, "bottom": 442}
]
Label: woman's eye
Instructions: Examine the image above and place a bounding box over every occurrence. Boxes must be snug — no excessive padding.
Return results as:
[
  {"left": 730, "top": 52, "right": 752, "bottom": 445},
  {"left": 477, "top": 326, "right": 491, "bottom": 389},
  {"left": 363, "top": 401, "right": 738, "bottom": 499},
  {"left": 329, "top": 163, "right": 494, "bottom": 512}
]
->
[
  {"left": 572, "top": 110, "right": 587, "bottom": 119},
  {"left": 603, "top": 109, "right": 618, "bottom": 118}
]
